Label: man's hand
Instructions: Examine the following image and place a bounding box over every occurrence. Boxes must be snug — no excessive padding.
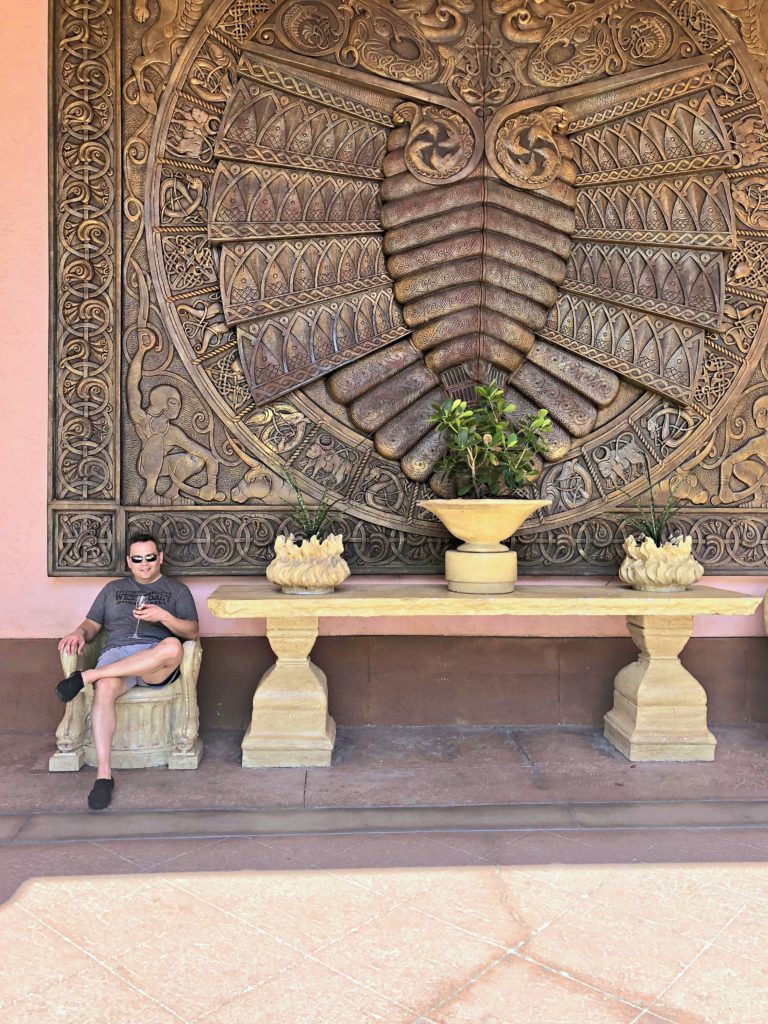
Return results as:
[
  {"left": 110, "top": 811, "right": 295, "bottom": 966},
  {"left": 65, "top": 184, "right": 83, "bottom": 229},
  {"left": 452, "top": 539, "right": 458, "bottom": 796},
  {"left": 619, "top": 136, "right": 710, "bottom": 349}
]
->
[
  {"left": 133, "top": 603, "right": 168, "bottom": 625},
  {"left": 58, "top": 629, "right": 86, "bottom": 655}
]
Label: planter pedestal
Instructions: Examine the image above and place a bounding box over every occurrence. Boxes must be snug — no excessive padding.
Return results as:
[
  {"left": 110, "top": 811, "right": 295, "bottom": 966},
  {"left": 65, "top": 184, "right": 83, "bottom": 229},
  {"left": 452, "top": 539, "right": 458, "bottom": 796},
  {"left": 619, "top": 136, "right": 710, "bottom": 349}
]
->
[
  {"left": 445, "top": 547, "right": 517, "bottom": 593},
  {"left": 421, "top": 498, "right": 549, "bottom": 594}
]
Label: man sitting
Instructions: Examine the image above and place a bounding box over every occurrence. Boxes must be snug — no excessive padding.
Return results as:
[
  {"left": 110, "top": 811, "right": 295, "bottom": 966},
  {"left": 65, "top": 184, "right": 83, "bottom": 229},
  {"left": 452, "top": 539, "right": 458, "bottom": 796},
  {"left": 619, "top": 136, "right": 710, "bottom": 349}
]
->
[{"left": 56, "top": 533, "right": 199, "bottom": 810}]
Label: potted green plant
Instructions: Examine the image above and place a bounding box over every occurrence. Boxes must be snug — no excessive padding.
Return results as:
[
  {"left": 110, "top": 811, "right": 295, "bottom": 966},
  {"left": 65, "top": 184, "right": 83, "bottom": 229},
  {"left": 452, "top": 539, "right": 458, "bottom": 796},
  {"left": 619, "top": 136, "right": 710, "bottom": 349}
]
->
[
  {"left": 420, "top": 384, "right": 552, "bottom": 593},
  {"left": 617, "top": 459, "right": 703, "bottom": 592},
  {"left": 266, "top": 468, "right": 350, "bottom": 595}
]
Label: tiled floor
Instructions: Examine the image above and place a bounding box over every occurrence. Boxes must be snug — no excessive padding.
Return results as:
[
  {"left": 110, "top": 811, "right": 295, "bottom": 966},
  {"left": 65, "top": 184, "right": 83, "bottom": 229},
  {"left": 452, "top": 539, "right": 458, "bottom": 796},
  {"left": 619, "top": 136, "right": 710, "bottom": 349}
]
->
[
  {"left": 3, "top": 725, "right": 768, "bottom": 1022},
  {"left": 3, "top": 827, "right": 768, "bottom": 1022}
]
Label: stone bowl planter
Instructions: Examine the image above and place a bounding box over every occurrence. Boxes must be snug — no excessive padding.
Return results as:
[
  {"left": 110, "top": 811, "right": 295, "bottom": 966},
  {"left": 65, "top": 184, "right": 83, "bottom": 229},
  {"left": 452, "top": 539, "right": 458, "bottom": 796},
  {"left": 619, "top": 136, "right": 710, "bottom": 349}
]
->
[
  {"left": 419, "top": 498, "right": 550, "bottom": 593},
  {"left": 266, "top": 533, "right": 350, "bottom": 595},
  {"left": 619, "top": 534, "right": 704, "bottom": 592}
]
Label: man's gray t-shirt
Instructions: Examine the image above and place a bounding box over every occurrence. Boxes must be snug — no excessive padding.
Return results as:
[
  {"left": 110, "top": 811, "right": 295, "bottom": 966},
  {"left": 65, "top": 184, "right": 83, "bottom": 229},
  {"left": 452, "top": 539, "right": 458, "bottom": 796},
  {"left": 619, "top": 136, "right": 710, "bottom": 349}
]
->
[{"left": 87, "top": 576, "right": 198, "bottom": 652}]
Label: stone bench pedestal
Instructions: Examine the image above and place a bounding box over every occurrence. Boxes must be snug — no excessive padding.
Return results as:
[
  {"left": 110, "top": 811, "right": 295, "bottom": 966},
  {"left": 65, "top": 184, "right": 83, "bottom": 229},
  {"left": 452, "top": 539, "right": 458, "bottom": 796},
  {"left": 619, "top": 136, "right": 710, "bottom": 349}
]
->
[
  {"left": 242, "top": 616, "right": 335, "bottom": 768},
  {"left": 603, "top": 615, "right": 716, "bottom": 762}
]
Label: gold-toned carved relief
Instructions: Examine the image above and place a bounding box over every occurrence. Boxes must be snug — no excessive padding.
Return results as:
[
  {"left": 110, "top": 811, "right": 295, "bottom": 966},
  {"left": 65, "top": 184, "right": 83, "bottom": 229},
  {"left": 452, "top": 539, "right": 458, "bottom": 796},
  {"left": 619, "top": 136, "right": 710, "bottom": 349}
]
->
[
  {"left": 50, "top": 0, "right": 768, "bottom": 574},
  {"left": 128, "top": 331, "right": 227, "bottom": 505},
  {"left": 131, "top": 0, "right": 208, "bottom": 114}
]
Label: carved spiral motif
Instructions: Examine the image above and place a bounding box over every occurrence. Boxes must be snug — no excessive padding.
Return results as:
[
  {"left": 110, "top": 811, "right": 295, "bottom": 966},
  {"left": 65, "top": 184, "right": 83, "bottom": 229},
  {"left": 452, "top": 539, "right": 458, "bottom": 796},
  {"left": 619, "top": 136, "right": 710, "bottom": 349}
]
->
[
  {"left": 276, "top": 0, "right": 346, "bottom": 54},
  {"left": 618, "top": 13, "right": 676, "bottom": 64},
  {"left": 491, "top": 107, "right": 571, "bottom": 189},
  {"left": 396, "top": 102, "right": 478, "bottom": 182}
]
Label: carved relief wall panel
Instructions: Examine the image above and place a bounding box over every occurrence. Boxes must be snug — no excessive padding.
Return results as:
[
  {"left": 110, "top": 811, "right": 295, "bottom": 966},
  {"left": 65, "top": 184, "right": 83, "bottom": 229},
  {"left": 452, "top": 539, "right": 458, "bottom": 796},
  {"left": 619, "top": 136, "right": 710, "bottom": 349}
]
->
[{"left": 50, "top": 0, "right": 768, "bottom": 574}]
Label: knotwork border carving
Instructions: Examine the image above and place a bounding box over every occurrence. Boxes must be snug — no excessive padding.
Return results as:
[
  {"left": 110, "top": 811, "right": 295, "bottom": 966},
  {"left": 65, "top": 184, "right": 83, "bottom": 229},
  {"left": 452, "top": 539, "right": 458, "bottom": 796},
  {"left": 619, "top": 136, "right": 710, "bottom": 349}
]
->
[{"left": 50, "top": 0, "right": 119, "bottom": 573}]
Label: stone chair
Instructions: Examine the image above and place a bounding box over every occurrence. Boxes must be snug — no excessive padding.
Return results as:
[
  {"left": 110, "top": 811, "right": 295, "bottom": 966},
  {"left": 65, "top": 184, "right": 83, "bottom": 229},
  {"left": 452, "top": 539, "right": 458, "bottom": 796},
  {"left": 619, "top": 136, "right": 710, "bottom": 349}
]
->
[{"left": 49, "top": 635, "right": 203, "bottom": 771}]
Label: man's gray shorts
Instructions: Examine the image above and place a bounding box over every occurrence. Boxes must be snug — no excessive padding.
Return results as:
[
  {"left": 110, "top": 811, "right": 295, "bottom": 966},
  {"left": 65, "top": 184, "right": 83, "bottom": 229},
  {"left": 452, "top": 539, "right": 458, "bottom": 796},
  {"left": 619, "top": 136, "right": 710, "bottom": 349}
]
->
[{"left": 95, "top": 643, "right": 179, "bottom": 691}]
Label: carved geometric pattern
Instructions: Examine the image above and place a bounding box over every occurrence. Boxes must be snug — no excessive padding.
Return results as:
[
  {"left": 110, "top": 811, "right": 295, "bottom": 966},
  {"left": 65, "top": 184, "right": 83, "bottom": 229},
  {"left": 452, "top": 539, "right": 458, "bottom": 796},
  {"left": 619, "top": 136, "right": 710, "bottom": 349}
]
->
[
  {"left": 668, "top": 0, "right": 723, "bottom": 51},
  {"left": 217, "top": 0, "right": 270, "bottom": 42},
  {"left": 235, "top": 53, "right": 394, "bottom": 127},
  {"left": 567, "top": 70, "right": 715, "bottom": 133},
  {"left": 218, "top": 236, "right": 389, "bottom": 322},
  {"left": 542, "top": 297, "right": 704, "bottom": 404},
  {"left": 576, "top": 176, "right": 736, "bottom": 239},
  {"left": 52, "top": 511, "right": 116, "bottom": 572},
  {"left": 237, "top": 289, "right": 409, "bottom": 403},
  {"left": 573, "top": 95, "right": 735, "bottom": 182},
  {"left": 727, "top": 241, "right": 768, "bottom": 294},
  {"left": 565, "top": 243, "right": 726, "bottom": 326},
  {"left": 692, "top": 346, "right": 741, "bottom": 412},
  {"left": 161, "top": 232, "right": 218, "bottom": 291},
  {"left": 127, "top": 510, "right": 449, "bottom": 573},
  {"left": 516, "top": 512, "right": 768, "bottom": 571},
  {"left": 214, "top": 79, "right": 389, "bottom": 176},
  {"left": 208, "top": 162, "right": 381, "bottom": 241}
]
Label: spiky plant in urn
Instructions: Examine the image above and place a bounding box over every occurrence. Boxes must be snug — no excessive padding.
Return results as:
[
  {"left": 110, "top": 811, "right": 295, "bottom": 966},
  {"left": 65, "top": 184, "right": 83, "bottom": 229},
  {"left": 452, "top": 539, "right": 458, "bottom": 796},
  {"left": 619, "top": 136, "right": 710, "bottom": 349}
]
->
[
  {"left": 618, "top": 459, "right": 703, "bottom": 593},
  {"left": 420, "top": 384, "right": 552, "bottom": 593},
  {"left": 266, "top": 471, "right": 350, "bottom": 595}
]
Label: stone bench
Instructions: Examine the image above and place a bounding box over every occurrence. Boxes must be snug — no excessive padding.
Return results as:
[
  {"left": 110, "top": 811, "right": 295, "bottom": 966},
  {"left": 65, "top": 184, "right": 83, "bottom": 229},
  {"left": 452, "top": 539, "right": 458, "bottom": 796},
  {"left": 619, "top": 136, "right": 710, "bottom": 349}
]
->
[
  {"left": 49, "top": 635, "right": 204, "bottom": 771},
  {"left": 208, "top": 582, "right": 761, "bottom": 768}
]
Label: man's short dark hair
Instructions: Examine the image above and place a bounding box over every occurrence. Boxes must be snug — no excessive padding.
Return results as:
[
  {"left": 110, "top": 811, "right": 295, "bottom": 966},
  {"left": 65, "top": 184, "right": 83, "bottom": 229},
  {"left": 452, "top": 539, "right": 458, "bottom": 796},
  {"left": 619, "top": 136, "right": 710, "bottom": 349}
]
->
[{"left": 127, "top": 532, "right": 161, "bottom": 552}]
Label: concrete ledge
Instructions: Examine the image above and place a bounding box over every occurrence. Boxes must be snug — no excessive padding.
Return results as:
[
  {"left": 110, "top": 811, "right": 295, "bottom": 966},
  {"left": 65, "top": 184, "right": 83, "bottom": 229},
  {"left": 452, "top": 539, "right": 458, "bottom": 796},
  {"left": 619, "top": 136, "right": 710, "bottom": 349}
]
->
[{"left": 6, "top": 799, "right": 768, "bottom": 845}]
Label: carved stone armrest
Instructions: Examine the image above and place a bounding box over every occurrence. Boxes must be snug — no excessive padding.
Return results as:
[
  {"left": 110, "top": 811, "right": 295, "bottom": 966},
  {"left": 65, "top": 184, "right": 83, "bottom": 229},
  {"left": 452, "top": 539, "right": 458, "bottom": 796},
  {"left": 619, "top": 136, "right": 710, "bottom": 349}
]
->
[
  {"left": 51, "top": 634, "right": 105, "bottom": 769},
  {"left": 169, "top": 639, "right": 203, "bottom": 765},
  {"left": 60, "top": 634, "right": 104, "bottom": 677}
]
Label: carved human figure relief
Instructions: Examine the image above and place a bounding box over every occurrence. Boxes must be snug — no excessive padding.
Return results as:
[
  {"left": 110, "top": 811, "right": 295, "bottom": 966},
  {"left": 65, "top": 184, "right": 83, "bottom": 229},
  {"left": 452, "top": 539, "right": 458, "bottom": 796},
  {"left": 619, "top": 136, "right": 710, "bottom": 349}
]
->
[{"left": 128, "top": 330, "right": 226, "bottom": 505}]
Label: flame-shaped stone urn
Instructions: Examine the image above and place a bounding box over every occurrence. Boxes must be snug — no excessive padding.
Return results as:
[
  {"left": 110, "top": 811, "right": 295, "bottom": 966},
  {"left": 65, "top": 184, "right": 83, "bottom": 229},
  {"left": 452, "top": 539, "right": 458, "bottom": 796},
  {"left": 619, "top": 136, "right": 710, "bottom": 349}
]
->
[
  {"left": 266, "top": 534, "right": 350, "bottom": 594},
  {"left": 619, "top": 535, "right": 704, "bottom": 592}
]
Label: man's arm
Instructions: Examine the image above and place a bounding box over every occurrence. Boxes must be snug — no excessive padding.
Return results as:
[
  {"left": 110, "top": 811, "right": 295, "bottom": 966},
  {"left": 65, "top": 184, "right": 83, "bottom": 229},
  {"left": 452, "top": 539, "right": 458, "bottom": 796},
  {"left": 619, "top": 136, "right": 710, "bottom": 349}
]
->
[
  {"left": 133, "top": 605, "right": 199, "bottom": 641},
  {"left": 58, "top": 618, "right": 102, "bottom": 656}
]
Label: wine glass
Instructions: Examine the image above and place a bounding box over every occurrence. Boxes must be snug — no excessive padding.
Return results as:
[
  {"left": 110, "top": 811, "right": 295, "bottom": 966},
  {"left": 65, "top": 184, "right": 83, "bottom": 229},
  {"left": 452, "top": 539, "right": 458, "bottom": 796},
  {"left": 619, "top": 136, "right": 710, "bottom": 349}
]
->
[{"left": 131, "top": 594, "right": 148, "bottom": 639}]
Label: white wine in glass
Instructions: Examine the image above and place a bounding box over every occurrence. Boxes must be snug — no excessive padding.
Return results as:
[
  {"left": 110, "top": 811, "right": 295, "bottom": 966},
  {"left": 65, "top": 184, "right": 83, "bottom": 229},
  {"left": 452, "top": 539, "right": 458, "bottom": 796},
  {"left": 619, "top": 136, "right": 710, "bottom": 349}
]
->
[{"left": 131, "top": 594, "right": 148, "bottom": 639}]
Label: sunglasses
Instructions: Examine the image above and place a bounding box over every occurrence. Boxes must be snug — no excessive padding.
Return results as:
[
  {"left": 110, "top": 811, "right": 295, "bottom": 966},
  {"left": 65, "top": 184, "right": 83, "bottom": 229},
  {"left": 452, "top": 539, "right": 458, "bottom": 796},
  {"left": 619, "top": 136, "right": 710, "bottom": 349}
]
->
[{"left": 129, "top": 554, "right": 159, "bottom": 563}]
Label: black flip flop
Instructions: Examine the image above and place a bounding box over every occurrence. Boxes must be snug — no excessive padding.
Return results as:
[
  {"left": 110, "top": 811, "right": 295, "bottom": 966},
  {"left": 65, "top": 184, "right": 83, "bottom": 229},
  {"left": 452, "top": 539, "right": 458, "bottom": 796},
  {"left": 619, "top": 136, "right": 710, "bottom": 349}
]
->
[
  {"left": 87, "top": 777, "right": 115, "bottom": 811},
  {"left": 55, "top": 670, "right": 84, "bottom": 703}
]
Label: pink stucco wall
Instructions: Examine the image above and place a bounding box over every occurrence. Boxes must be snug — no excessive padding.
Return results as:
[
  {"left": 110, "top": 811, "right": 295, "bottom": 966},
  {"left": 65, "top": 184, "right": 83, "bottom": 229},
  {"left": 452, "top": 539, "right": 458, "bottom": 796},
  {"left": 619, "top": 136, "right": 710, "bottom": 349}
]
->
[{"left": 0, "top": 2, "right": 765, "bottom": 641}]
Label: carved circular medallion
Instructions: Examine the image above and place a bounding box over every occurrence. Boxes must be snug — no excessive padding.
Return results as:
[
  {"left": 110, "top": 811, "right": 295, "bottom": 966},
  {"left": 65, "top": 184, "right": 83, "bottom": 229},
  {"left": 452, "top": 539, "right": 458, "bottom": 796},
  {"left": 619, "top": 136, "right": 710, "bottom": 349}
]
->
[
  {"left": 618, "top": 13, "right": 676, "bottom": 65},
  {"left": 275, "top": 0, "right": 346, "bottom": 55},
  {"left": 398, "top": 103, "right": 478, "bottom": 182},
  {"left": 489, "top": 106, "right": 570, "bottom": 189}
]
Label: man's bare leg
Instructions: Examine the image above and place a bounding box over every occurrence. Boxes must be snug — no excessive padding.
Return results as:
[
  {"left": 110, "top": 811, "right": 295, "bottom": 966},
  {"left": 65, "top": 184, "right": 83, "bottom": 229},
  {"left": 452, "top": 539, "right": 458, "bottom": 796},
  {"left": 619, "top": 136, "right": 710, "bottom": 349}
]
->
[
  {"left": 81, "top": 637, "right": 183, "bottom": 687},
  {"left": 91, "top": 676, "right": 127, "bottom": 779}
]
